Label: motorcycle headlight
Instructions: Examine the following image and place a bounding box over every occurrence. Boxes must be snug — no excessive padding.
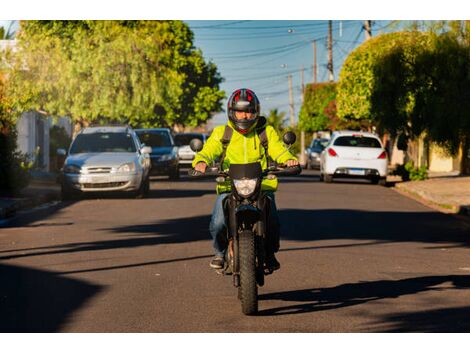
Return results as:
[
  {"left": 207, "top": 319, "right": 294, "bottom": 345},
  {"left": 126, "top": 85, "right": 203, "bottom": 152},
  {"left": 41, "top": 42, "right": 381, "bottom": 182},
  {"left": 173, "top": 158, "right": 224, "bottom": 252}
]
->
[
  {"left": 118, "top": 162, "right": 136, "bottom": 173},
  {"left": 64, "top": 164, "right": 81, "bottom": 174},
  {"left": 233, "top": 178, "right": 257, "bottom": 197}
]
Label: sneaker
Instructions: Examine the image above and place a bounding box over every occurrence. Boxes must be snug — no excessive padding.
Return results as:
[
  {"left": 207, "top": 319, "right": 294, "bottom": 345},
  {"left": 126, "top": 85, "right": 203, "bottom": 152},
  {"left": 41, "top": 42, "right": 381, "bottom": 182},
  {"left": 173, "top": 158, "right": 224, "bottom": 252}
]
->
[
  {"left": 210, "top": 255, "right": 225, "bottom": 269},
  {"left": 265, "top": 254, "right": 280, "bottom": 271}
]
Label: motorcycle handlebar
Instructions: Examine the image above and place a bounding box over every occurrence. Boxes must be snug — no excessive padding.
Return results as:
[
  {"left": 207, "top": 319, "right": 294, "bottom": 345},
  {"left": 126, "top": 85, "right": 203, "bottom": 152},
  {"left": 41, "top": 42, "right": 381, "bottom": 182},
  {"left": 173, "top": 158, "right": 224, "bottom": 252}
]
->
[{"left": 188, "top": 164, "right": 301, "bottom": 178}]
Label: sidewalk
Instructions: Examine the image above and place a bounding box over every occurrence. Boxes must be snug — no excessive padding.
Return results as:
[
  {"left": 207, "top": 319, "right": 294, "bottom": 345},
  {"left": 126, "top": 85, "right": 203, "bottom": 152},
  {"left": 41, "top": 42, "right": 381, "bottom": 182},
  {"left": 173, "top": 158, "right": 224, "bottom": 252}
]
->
[
  {"left": 394, "top": 174, "right": 470, "bottom": 215},
  {"left": 0, "top": 172, "right": 61, "bottom": 220}
]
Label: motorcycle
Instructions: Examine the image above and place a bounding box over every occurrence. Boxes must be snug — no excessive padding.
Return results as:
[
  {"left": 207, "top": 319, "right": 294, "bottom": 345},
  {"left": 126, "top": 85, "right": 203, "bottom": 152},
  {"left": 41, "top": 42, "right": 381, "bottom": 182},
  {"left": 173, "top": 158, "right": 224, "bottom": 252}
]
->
[{"left": 188, "top": 132, "right": 301, "bottom": 315}]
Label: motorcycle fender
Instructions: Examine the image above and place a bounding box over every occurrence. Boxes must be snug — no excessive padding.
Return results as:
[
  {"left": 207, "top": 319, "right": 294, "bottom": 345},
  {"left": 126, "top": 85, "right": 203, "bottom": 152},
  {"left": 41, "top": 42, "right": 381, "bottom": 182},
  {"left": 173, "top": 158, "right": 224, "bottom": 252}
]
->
[{"left": 235, "top": 204, "right": 261, "bottom": 226}]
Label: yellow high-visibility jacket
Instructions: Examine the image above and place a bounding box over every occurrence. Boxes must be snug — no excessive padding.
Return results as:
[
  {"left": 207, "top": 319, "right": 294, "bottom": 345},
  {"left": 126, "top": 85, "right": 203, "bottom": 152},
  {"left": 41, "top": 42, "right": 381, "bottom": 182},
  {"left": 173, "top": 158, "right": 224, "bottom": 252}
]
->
[{"left": 192, "top": 117, "right": 297, "bottom": 194}]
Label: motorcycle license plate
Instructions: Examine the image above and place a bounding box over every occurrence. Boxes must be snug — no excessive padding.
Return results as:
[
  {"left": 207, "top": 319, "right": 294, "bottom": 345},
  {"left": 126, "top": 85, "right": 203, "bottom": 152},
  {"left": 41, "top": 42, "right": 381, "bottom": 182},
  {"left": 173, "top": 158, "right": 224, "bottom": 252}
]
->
[{"left": 349, "top": 168, "right": 365, "bottom": 176}]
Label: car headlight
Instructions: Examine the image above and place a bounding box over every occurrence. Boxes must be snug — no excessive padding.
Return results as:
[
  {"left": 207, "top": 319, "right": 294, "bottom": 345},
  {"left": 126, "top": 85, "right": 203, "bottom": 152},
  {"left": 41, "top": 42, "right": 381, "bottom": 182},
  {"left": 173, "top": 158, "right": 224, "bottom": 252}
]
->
[
  {"left": 118, "top": 162, "right": 136, "bottom": 173},
  {"left": 64, "top": 164, "right": 81, "bottom": 174},
  {"left": 233, "top": 178, "right": 257, "bottom": 197}
]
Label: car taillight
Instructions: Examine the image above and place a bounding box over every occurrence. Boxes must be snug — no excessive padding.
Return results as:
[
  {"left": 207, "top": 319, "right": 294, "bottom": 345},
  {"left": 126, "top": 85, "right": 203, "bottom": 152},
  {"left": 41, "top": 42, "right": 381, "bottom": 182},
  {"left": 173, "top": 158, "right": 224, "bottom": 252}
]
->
[
  {"left": 328, "top": 148, "right": 337, "bottom": 157},
  {"left": 378, "top": 151, "right": 387, "bottom": 159}
]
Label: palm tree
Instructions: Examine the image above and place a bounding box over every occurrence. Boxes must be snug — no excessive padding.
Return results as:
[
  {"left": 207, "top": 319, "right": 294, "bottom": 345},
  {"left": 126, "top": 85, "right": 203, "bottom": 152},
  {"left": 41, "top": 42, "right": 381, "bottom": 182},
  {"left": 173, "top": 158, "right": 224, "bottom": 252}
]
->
[
  {"left": 0, "top": 21, "right": 17, "bottom": 39},
  {"left": 267, "top": 109, "right": 286, "bottom": 131}
]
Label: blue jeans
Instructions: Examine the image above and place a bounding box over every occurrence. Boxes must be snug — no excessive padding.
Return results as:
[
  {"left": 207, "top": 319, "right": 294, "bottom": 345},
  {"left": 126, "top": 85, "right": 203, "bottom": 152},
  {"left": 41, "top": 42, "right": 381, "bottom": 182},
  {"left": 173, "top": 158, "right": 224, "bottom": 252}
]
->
[{"left": 209, "top": 192, "right": 280, "bottom": 256}]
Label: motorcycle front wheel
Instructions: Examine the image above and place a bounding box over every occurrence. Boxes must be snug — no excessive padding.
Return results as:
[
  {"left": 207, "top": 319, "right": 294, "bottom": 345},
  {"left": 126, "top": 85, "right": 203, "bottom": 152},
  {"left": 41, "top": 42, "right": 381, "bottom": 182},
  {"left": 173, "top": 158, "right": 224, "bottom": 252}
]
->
[{"left": 239, "top": 229, "right": 258, "bottom": 315}]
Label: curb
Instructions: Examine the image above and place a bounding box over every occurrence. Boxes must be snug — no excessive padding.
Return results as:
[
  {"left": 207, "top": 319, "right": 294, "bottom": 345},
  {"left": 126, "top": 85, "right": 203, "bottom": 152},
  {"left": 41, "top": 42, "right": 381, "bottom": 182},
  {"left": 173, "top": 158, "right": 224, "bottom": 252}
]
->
[
  {"left": 393, "top": 183, "right": 468, "bottom": 215},
  {"left": 0, "top": 191, "right": 60, "bottom": 220}
]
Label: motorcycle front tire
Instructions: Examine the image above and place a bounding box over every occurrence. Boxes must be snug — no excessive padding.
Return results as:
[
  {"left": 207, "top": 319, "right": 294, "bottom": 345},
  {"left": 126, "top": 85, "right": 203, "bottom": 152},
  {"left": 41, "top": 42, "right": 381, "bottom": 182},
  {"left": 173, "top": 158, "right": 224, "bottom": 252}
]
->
[{"left": 239, "top": 230, "right": 258, "bottom": 315}]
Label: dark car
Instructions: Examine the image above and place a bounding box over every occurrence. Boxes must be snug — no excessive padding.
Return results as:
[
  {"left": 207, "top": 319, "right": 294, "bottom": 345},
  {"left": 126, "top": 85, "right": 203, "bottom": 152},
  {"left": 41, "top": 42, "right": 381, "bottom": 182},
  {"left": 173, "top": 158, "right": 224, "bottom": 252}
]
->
[
  {"left": 304, "top": 138, "right": 329, "bottom": 169},
  {"left": 174, "top": 132, "right": 208, "bottom": 168},
  {"left": 135, "top": 128, "right": 180, "bottom": 179}
]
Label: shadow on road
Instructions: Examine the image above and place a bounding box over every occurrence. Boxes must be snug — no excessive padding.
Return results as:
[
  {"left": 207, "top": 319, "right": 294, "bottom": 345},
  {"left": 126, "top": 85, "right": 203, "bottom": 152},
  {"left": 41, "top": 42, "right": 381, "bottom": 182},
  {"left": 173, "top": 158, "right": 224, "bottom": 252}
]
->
[
  {"left": 377, "top": 306, "right": 470, "bottom": 332},
  {"left": 258, "top": 275, "right": 470, "bottom": 331},
  {"left": 0, "top": 215, "right": 212, "bottom": 260},
  {"left": 279, "top": 208, "right": 470, "bottom": 248},
  {"left": 0, "top": 263, "right": 102, "bottom": 332}
]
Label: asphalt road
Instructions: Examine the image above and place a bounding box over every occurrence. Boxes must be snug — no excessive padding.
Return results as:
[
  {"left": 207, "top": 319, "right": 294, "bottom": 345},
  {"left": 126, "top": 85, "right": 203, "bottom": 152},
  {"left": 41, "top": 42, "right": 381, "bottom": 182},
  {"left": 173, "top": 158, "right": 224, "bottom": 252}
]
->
[{"left": 1, "top": 170, "right": 470, "bottom": 332}]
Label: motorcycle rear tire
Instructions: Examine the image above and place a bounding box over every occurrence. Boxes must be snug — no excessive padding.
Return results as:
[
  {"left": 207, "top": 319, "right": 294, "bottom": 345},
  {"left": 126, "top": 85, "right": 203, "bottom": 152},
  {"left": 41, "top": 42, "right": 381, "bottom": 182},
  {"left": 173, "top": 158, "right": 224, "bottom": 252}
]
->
[{"left": 239, "top": 230, "right": 258, "bottom": 315}]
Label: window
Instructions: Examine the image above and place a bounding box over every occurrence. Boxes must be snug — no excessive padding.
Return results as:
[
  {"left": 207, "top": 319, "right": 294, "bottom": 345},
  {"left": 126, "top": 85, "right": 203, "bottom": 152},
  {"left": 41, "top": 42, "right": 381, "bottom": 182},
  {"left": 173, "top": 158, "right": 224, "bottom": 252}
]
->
[
  {"left": 334, "top": 136, "right": 381, "bottom": 148},
  {"left": 70, "top": 133, "right": 137, "bottom": 154},
  {"left": 174, "top": 134, "right": 205, "bottom": 147},
  {"left": 136, "top": 131, "right": 172, "bottom": 147}
]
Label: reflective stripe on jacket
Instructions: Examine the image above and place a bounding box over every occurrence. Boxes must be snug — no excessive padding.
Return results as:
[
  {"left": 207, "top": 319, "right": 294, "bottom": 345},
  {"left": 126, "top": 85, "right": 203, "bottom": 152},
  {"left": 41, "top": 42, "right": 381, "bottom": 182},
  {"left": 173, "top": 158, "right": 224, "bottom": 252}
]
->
[{"left": 192, "top": 118, "right": 297, "bottom": 194}]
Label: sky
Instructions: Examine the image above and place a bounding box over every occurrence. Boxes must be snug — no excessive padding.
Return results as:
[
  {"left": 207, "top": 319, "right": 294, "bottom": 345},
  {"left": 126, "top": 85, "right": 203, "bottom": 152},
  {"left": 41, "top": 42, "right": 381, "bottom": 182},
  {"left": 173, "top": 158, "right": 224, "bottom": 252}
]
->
[{"left": 185, "top": 20, "right": 396, "bottom": 128}]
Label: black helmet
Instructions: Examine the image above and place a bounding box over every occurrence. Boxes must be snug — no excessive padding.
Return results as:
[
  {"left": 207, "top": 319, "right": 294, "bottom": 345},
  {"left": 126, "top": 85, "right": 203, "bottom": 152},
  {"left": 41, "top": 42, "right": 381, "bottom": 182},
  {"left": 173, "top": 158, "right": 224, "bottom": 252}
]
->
[{"left": 227, "top": 88, "right": 260, "bottom": 134}]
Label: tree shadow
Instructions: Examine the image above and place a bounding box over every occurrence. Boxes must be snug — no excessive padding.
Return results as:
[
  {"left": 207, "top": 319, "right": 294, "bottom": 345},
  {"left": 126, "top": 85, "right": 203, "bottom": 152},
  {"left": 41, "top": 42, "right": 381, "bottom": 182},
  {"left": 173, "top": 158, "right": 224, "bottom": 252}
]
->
[
  {"left": 0, "top": 263, "right": 102, "bottom": 332},
  {"left": 258, "top": 275, "right": 470, "bottom": 327},
  {"left": 279, "top": 209, "right": 470, "bottom": 248},
  {"left": 0, "top": 214, "right": 212, "bottom": 260},
  {"left": 378, "top": 306, "right": 470, "bottom": 332}
]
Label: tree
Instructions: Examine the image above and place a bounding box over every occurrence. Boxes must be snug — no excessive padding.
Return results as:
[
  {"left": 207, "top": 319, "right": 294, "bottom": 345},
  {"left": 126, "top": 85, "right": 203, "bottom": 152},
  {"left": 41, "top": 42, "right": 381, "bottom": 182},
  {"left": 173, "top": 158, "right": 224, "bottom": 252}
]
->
[
  {"left": 266, "top": 108, "right": 286, "bottom": 131},
  {"left": 6, "top": 21, "right": 225, "bottom": 131},
  {"left": 337, "top": 31, "right": 431, "bottom": 132},
  {"left": 299, "top": 83, "right": 337, "bottom": 132}
]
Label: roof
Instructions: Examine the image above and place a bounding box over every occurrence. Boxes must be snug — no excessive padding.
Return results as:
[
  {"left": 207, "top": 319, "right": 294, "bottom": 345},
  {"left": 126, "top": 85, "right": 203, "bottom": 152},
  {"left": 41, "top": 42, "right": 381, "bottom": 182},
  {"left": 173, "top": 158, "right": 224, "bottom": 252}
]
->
[
  {"left": 331, "top": 130, "right": 380, "bottom": 139},
  {"left": 134, "top": 128, "right": 171, "bottom": 133},
  {"left": 81, "top": 126, "right": 131, "bottom": 134}
]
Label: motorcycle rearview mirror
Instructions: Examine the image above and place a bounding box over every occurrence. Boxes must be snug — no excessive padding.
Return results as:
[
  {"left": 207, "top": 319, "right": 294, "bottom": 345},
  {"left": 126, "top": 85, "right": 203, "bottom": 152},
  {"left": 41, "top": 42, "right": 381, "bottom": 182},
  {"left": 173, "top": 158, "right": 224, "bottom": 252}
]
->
[
  {"left": 283, "top": 131, "right": 296, "bottom": 146},
  {"left": 190, "top": 138, "right": 204, "bottom": 152}
]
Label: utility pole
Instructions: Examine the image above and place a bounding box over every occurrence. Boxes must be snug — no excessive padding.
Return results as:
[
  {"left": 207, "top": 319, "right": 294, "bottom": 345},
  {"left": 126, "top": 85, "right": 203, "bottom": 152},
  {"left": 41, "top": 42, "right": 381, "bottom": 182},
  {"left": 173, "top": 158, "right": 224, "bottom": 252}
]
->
[
  {"left": 300, "top": 66, "right": 306, "bottom": 166},
  {"left": 313, "top": 40, "right": 317, "bottom": 84},
  {"left": 364, "top": 20, "right": 372, "bottom": 41},
  {"left": 327, "top": 20, "right": 334, "bottom": 82},
  {"left": 288, "top": 74, "right": 295, "bottom": 128}
]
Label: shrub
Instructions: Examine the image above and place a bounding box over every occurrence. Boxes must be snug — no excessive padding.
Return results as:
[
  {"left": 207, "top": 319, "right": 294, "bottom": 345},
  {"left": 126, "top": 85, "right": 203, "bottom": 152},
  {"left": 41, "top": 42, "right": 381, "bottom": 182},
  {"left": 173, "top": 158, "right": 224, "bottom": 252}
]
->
[
  {"left": 392, "top": 161, "right": 428, "bottom": 181},
  {"left": 0, "top": 128, "right": 33, "bottom": 195}
]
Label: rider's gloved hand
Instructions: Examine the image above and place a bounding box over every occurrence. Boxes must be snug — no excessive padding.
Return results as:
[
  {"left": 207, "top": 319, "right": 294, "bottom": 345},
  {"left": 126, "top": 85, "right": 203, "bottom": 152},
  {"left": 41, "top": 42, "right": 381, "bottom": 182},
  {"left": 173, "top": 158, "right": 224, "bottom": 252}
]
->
[
  {"left": 286, "top": 159, "right": 299, "bottom": 167},
  {"left": 195, "top": 162, "right": 207, "bottom": 173}
]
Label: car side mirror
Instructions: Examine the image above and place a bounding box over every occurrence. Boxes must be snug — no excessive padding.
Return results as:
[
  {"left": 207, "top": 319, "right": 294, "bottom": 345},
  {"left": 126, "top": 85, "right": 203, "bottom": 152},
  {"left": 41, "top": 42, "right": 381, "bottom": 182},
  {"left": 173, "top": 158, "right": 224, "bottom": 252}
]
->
[
  {"left": 190, "top": 138, "right": 203, "bottom": 152},
  {"left": 283, "top": 132, "right": 296, "bottom": 146},
  {"left": 57, "top": 148, "right": 67, "bottom": 156},
  {"left": 141, "top": 146, "right": 152, "bottom": 154}
]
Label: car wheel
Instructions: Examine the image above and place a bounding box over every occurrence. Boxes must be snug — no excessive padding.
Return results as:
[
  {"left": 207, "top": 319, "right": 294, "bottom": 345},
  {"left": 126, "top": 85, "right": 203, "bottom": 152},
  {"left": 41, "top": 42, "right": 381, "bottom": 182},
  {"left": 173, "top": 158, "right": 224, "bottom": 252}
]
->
[
  {"left": 323, "top": 174, "right": 333, "bottom": 183},
  {"left": 378, "top": 178, "right": 387, "bottom": 187},
  {"left": 61, "top": 183, "right": 79, "bottom": 201},
  {"left": 135, "top": 176, "right": 149, "bottom": 199},
  {"left": 169, "top": 167, "right": 180, "bottom": 180}
]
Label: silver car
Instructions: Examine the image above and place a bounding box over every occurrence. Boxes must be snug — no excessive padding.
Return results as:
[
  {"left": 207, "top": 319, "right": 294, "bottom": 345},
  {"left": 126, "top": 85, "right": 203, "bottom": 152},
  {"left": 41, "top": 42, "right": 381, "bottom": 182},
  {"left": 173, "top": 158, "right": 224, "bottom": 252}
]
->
[{"left": 58, "top": 126, "right": 152, "bottom": 199}]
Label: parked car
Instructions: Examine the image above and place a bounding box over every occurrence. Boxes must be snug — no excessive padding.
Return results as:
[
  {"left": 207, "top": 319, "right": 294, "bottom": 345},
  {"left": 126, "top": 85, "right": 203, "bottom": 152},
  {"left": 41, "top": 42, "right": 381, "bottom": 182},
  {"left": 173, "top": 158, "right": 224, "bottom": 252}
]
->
[
  {"left": 135, "top": 128, "right": 180, "bottom": 179},
  {"left": 58, "top": 126, "right": 152, "bottom": 199},
  {"left": 304, "top": 138, "right": 329, "bottom": 169},
  {"left": 174, "top": 133, "right": 208, "bottom": 168},
  {"left": 320, "top": 130, "right": 388, "bottom": 185}
]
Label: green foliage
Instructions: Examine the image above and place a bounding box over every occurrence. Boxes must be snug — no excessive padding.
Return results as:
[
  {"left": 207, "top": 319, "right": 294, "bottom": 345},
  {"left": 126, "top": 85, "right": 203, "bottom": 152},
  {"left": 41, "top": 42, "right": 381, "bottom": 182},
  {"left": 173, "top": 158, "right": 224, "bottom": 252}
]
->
[
  {"left": 338, "top": 28, "right": 470, "bottom": 157},
  {"left": 266, "top": 109, "right": 287, "bottom": 131},
  {"left": 49, "top": 125, "right": 71, "bottom": 157},
  {"left": 337, "top": 31, "right": 431, "bottom": 127},
  {"left": 299, "top": 83, "right": 337, "bottom": 132},
  {"left": 0, "top": 128, "right": 32, "bottom": 195},
  {"left": 392, "top": 161, "right": 428, "bottom": 181},
  {"left": 6, "top": 20, "right": 224, "bottom": 129}
]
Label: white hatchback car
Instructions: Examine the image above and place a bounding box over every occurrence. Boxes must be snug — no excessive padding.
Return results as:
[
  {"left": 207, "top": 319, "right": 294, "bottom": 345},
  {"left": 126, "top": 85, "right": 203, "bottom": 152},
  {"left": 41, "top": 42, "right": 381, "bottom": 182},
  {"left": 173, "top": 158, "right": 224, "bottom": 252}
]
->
[{"left": 320, "top": 130, "right": 388, "bottom": 185}]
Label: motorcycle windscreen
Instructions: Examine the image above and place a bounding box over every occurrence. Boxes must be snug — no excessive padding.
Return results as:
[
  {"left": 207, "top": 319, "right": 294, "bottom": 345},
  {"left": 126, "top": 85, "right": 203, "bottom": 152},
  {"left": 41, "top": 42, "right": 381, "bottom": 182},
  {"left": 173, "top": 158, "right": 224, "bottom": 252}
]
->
[{"left": 228, "top": 162, "right": 262, "bottom": 179}]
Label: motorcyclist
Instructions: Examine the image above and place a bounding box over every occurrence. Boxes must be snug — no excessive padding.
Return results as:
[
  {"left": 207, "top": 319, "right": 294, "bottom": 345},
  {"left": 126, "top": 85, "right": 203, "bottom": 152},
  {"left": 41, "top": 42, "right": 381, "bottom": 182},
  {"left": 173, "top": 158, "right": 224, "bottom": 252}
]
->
[{"left": 192, "top": 88, "right": 299, "bottom": 271}]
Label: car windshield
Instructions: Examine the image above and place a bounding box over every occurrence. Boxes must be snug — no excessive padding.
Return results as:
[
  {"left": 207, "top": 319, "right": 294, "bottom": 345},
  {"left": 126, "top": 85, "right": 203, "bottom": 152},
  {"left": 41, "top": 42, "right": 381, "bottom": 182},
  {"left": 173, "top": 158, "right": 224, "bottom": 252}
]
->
[
  {"left": 70, "top": 132, "right": 137, "bottom": 154},
  {"left": 174, "top": 134, "right": 204, "bottom": 146},
  {"left": 334, "top": 136, "right": 382, "bottom": 148},
  {"left": 137, "top": 131, "right": 172, "bottom": 147},
  {"left": 310, "top": 139, "right": 329, "bottom": 150}
]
